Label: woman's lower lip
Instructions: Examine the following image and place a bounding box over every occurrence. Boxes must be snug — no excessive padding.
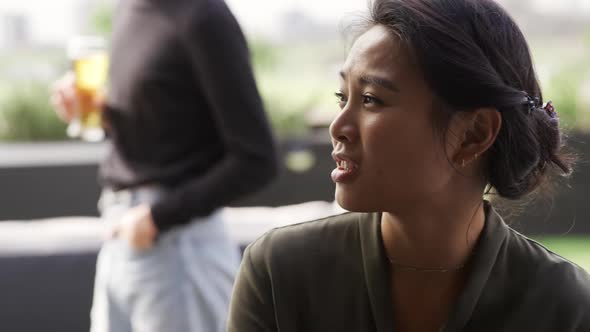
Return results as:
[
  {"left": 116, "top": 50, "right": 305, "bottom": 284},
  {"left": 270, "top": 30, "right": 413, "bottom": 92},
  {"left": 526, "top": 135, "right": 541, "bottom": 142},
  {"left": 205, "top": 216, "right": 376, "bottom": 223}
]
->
[{"left": 331, "top": 167, "right": 357, "bottom": 183}]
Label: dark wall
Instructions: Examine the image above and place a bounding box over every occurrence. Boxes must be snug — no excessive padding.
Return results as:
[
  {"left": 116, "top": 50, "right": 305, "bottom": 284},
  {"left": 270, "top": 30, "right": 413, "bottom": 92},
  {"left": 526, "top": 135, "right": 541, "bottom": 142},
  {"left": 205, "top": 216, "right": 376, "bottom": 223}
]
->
[
  {"left": 505, "top": 134, "right": 590, "bottom": 235},
  {"left": 0, "top": 139, "right": 335, "bottom": 219},
  {"left": 0, "top": 134, "right": 588, "bottom": 234},
  {"left": 233, "top": 139, "right": 336, "bottom": 207},
  {"left": 0, "top": 252, "right": 97, "bottom": 332},
  {"left": 0, "top": 165, "right": 101, "bottom": 220}
]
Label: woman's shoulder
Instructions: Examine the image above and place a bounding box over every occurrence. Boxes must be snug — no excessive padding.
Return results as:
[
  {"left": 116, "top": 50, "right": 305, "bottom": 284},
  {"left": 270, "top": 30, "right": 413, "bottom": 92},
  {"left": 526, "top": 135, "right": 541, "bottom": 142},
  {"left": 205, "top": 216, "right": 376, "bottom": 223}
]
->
[
  {"left": 505, "top": 228, "right": 590, "bottom": 309},
  {"left": 231, "top": 212, "right": 374, "bottom": 330},
  {"left": 247, "top": 212, "right": 363, "bottom": 252},
  {"left": 244, "top": 212, "right": 365, "bottom": 272}
]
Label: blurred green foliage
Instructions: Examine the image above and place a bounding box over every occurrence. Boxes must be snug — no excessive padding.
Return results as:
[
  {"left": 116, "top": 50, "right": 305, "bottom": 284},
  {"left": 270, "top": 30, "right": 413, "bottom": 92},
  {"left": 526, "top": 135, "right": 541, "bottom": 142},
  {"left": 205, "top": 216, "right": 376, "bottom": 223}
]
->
[
  {"left": 90, "top": 3, "right": 114, "bottom": 37},
  {"left": 542, "top": 58, "right": 590, "bottom": 131},
  {"left": 249, "top": 38, "right": 310, "bottom": 137},
  {"left": 1, "top": 6, "right": 588, "bottom": 142},
  {"left": 249, "top": 38, "right": 279, "bottom": 71},
  {"left": 0, "top": 82, "right": 67, "bottom": 141},
  {"left": 250, "top": 40, "right": 343, "bottom": 138},
  {"left": 544, "top": 68, "right": 584, "bottom": 128},
  {"left": 539, "top": 28, "right": 590, "bottom": 132},
  {"left": 536, "top": 236, "right": 590, "bottom": 272}
]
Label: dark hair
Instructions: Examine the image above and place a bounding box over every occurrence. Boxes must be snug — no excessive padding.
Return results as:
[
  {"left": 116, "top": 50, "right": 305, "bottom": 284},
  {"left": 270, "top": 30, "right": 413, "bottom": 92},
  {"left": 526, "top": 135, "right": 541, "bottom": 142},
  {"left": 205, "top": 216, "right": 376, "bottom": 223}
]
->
[{"left": 365, "top": 0, "right": 573, "bottom": 199}]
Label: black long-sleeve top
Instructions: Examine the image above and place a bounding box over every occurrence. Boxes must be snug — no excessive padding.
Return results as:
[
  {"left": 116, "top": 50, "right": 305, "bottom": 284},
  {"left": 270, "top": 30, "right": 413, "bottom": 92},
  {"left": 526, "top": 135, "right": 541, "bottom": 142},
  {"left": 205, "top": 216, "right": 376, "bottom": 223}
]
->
[{"left": 100, "top": 0, "right": 277, "bottom": 232}]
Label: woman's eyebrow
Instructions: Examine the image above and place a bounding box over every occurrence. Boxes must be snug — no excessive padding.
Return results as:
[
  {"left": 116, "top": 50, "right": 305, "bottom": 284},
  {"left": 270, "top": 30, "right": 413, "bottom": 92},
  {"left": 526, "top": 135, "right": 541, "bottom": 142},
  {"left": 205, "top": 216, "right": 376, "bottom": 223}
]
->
[{"left": 339, "top": 70, "right": 400, "bottom": 92}]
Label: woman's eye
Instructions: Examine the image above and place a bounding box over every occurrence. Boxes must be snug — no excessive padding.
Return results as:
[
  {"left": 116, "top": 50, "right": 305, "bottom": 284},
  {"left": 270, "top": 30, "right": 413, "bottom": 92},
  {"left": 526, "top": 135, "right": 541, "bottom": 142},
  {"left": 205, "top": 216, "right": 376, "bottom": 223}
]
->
[
  {"left": 362, "top": 95, "right": 382, "bottom": 105},
  {"left": 335, "top": 92, "right": 347, "bottom": 107}
]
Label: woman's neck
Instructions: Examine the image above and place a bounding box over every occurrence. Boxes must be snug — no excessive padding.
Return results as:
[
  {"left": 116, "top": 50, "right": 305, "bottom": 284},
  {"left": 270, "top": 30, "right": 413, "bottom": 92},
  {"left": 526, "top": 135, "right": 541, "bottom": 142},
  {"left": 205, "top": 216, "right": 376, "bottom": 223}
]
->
[
  {"left": 380, "top": 197, "right": 485, "bottom": 270},
  {"left": 381, "top": 196, "right": 486, "bottom": 332}
]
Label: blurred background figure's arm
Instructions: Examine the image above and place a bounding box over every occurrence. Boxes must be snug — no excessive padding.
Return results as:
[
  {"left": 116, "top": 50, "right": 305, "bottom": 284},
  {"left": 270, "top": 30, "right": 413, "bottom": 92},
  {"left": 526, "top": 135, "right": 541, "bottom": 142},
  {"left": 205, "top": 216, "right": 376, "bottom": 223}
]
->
[{"left": 149, "top": 1, "right": 279, "bottom": 232}]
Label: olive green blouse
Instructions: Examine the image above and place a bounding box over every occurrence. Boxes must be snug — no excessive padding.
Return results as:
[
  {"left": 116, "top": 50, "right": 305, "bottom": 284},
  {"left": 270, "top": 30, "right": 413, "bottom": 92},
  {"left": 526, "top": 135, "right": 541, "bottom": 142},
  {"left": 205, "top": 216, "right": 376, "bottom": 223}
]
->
[{"left": 228, "top": 201, "right": 590, "bottom": 331}]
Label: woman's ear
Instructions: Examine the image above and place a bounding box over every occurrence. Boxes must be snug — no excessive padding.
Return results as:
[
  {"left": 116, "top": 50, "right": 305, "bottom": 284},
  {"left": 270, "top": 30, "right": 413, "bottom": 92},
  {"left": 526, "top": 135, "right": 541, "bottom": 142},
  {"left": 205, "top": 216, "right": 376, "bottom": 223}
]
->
[{"left": 449, "top": 108, "right": 502, "bottom": 167}]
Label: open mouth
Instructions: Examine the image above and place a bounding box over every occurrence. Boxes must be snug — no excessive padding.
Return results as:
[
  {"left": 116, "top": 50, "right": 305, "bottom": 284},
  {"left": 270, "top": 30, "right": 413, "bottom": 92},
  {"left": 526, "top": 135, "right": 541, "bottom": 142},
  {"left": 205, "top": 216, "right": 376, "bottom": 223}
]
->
[
  {"left": 337, "top": 160, "right": 354, "bottom": 171},
  {"left": 331, "top": 153, "right": 359, "bottom": 183}
]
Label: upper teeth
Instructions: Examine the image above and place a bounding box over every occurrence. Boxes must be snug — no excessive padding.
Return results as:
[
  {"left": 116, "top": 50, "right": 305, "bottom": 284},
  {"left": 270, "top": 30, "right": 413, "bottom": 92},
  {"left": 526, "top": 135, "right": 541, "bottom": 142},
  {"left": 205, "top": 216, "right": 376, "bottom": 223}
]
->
[{"left": 339, "top": 160, "right": 349, "bottom": 170}]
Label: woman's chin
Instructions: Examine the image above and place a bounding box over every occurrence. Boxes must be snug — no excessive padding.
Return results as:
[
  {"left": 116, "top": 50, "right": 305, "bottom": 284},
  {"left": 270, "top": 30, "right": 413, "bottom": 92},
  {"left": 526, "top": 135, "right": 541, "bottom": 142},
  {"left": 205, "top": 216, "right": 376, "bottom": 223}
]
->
[{"left": 335, "top": 188, "right": 375, "bottom": 212}]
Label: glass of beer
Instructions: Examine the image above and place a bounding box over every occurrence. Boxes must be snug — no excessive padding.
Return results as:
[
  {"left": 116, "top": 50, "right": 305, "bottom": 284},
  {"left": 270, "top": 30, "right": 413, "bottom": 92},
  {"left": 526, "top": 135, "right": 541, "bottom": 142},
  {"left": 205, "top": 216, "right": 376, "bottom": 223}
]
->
[{"left": 67, "top": 35, "right": 109, "bottom": 142}]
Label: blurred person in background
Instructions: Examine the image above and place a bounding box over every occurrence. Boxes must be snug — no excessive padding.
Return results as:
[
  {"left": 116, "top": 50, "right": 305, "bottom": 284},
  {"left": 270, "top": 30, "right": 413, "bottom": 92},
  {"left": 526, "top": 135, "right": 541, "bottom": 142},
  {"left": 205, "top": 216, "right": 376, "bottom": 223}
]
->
[
  {"left": 51, "top": 0, "right": 277, "bottom": 331},
  {"left": 228, "top": 0, "right": 590, "bottom": 331}
]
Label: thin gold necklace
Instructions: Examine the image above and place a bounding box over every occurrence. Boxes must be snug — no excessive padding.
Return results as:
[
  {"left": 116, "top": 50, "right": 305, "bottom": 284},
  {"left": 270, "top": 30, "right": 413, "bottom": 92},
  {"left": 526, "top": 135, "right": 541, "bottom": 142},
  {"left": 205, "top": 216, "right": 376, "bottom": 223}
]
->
[{"left": 387, "top": 258, "right": 466, "bottom": 273}]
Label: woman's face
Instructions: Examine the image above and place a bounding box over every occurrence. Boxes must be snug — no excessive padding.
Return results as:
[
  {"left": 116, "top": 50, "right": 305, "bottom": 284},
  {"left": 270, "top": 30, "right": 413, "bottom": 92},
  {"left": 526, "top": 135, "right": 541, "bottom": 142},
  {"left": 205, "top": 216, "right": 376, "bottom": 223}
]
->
[{"left": 330, "top": 24, "right": 456, "bottom": 212}]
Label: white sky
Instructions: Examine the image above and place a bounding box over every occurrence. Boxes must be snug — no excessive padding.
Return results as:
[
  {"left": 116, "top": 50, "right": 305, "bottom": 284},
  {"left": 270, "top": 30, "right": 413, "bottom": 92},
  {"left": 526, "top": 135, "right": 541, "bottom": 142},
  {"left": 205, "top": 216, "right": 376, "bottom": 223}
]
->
[
  {"left": 532, "top": 0, "right": 590, "bottom": 13},
  {"left": 0, "top": 0, "right": 80, "bottom": 44},
  {"left": 0, "top": 0, "right": 367, "bottom": 44},
  {"left": 226, "top": 0, "right": 367, "bottom": 35},
  {"left": 0, "top": 0, "right": 588, "bottom": 45}
]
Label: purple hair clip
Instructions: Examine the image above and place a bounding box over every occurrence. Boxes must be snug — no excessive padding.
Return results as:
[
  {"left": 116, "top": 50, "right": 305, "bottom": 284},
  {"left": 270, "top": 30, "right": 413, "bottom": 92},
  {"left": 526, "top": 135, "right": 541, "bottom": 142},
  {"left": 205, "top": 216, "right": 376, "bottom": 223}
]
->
[
  {"left": 543, "top": 101, "right": 557, "bottom": 119},
  {"left": 523, "top": 93, "right": 557, "bottom": 119}
]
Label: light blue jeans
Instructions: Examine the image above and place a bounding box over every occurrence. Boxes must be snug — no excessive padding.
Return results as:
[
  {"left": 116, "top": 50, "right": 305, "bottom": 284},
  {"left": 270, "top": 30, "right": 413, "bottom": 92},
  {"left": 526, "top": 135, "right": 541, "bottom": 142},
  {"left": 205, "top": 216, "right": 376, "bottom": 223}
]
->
[{"left": 90, "top": 187, "right": 240, "bottom": 332}]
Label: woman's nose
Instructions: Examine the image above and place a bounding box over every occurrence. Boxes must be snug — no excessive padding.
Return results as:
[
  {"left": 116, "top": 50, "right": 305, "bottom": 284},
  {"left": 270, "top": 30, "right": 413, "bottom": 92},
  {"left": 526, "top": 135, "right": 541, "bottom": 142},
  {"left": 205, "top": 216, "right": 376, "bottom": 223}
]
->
[{"left": 329, "top": 106, "right": 357, "bottom": 144}]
